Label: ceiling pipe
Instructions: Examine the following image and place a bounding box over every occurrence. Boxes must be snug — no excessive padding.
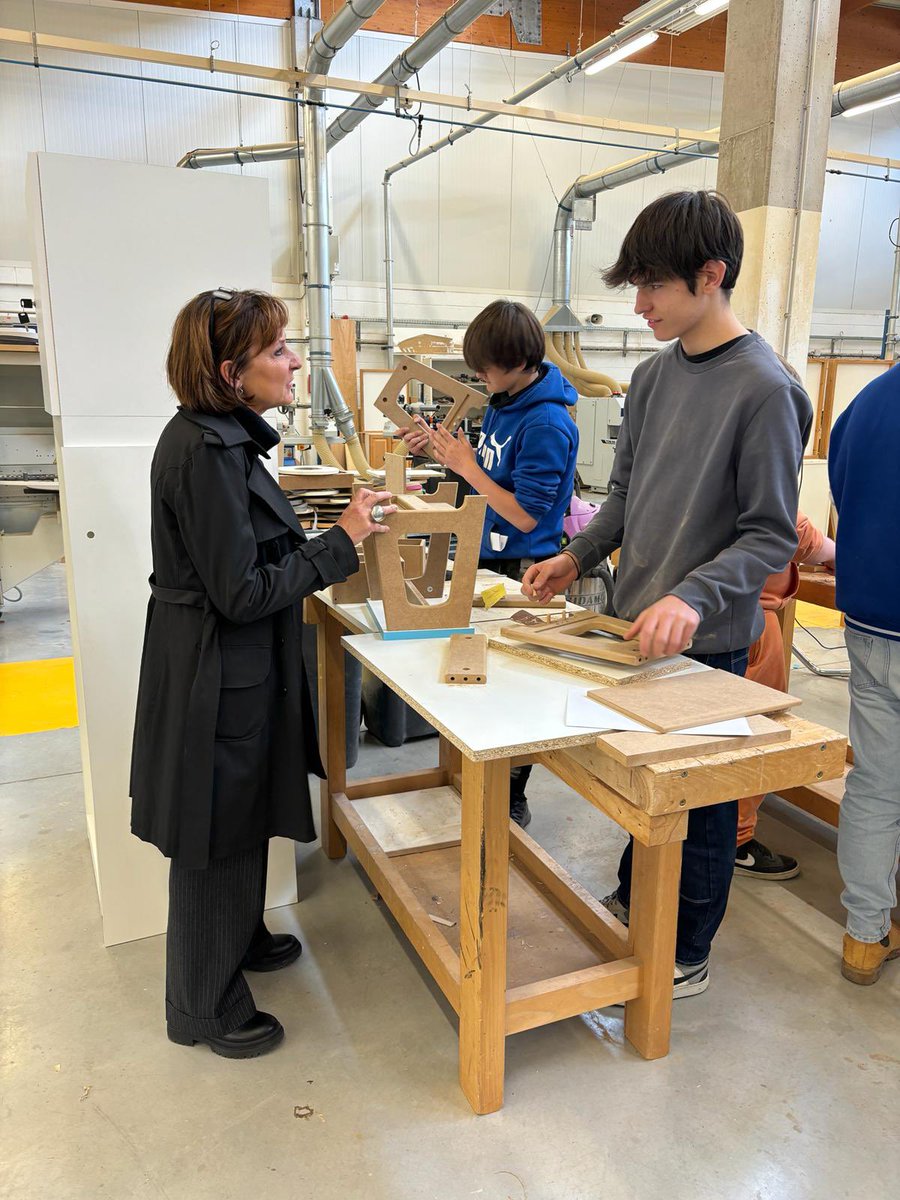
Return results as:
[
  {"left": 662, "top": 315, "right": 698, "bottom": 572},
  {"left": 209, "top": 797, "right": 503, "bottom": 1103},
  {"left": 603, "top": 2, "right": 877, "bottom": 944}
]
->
[
  {"left": 176, "top": 142, "right": 304, "bottom": 169},
  {"left": 548, "top": 61, "right": 900, "bottom": 322},
  {"left": 381, "top": 0, "right": 701, "bottom": 181},
  {"left": 304, "top": 0, "right": 386, "bottom": 476},
  {"left": 326, "top": 0, "right": 498, "bottom": 151}
]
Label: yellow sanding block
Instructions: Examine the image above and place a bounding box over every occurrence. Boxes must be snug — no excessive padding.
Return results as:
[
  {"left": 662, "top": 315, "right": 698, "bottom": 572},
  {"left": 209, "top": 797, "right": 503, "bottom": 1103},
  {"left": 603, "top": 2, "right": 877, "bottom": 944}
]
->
[{"left": 478, "top": 582, "right": 507, "bottom": 609}]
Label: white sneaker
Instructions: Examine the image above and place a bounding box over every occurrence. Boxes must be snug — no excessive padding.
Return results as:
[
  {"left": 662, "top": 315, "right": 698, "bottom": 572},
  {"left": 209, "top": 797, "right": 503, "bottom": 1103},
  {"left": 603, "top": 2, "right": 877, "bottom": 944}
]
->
[
  {"left": 672, "top": 956, "right": 710, "bottom": 998},
  {"left": 601, "top": 889, "right": 630, "bottom": 926}
]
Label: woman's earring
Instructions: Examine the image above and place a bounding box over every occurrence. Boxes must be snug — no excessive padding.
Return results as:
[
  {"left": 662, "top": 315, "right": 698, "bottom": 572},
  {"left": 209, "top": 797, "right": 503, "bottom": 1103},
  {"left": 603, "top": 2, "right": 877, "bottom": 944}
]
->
[{"left": 237, "top": 384, "right": 245, "bottom": 398}]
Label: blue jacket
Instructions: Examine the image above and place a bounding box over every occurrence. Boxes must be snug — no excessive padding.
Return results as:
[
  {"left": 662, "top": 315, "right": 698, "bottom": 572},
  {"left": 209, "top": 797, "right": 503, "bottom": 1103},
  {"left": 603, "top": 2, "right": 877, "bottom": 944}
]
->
[
  {"left": 475, "top": 362, "right": 579, "bottom": 561},
  {"left": 828, "top": 362, "right": 900, "bottom": 638}
]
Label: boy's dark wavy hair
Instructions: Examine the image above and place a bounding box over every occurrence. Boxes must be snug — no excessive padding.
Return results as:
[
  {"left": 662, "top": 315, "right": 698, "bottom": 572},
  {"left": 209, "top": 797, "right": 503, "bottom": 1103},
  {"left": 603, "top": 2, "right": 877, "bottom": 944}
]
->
[{"left": 603, "top": 190, "right": 744, "bottom": 295}]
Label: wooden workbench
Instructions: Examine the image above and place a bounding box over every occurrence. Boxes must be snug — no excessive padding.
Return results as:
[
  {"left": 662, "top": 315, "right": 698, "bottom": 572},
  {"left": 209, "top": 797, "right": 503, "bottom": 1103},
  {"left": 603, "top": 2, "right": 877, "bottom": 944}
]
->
[{"left": 309, "top": 589, "right": 846, "bottom": 1114}]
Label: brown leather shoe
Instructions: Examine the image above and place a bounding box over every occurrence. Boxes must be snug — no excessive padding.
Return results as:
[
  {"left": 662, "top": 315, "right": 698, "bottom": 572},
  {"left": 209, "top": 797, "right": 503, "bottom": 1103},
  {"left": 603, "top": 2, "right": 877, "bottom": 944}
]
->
[{"left": 841, "top": 923, "right": 900, "bottom": 985}]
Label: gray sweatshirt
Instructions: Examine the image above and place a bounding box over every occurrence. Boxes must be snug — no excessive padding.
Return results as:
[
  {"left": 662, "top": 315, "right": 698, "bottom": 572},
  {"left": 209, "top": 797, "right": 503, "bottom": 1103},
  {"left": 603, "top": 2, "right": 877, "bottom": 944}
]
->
[{"left": 567, "top": 333, "right": 813, "bottom": 653}]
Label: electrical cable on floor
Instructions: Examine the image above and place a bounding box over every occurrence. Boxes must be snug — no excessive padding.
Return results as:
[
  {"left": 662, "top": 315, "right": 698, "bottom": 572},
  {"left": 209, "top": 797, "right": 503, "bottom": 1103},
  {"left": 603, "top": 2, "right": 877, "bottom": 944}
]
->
[
  {"left": 793, "top": 614, "right": 846, "bottom": 653},
  {"left": 2, "top": 587, "right": 23, "bottom": 603}
]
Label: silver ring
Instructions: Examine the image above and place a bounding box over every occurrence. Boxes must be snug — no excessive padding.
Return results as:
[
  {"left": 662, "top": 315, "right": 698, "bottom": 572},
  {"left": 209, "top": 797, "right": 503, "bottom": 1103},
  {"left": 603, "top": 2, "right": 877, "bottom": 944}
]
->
[{"left": 371, "top": 504, "right": 385, "bottom": 523}]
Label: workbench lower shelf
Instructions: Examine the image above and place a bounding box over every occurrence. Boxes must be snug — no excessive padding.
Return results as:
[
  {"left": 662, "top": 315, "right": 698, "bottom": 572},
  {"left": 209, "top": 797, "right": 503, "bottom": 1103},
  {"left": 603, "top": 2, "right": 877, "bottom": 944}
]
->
[{"left": 332, "top": 787, "right": 641, "bottom": 1042}]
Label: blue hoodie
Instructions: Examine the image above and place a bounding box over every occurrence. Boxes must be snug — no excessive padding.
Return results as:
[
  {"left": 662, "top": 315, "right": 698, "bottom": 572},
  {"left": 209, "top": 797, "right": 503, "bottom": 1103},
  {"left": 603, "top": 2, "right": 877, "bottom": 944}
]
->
[
  {"left": 828, "top": 362, "right": 900, "bottom": 639},
  {"left": 475, "top": 361, "right": 579, "bottom": 561}
]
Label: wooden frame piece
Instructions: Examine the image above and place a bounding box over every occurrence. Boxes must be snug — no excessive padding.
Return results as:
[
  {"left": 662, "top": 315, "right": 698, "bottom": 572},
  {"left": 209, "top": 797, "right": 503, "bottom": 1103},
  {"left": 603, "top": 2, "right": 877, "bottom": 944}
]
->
[
  {"left": 501, "top": 610, "right": 650, "bottom": 666},
  {"left": 367, "top": 495, "right": 487, "bottom": 634},
  {"left": 374, "top": 356, "right": 483, "bottom": 461},
  {"left": 442, "top": 633, "right": 487, "bottom": 684}
]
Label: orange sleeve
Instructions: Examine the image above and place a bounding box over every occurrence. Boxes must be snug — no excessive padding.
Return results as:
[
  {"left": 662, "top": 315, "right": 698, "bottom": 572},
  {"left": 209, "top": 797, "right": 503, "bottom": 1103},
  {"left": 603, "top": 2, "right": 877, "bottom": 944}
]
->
[{"left": 793, "top": 510, "right": 825, "bottom": 565}]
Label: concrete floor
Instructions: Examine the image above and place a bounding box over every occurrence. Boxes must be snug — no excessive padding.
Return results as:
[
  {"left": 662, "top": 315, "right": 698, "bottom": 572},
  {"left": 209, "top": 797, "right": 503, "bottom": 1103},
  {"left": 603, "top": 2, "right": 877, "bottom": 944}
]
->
[{"left": 2, "top": 565, "right": 899, "bottom": 1200}]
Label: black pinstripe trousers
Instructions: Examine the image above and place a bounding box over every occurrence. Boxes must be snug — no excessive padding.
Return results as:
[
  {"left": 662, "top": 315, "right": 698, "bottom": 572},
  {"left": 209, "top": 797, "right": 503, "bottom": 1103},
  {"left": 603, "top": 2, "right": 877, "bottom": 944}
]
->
[{"left": 165, "top": 841, "right": 275, "bottom": 1038}]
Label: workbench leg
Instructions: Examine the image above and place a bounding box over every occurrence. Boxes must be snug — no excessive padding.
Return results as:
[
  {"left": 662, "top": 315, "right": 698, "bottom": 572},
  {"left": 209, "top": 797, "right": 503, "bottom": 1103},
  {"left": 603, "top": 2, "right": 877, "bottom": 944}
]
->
[
  {"left": 624, "top": 838, "right": 682, "bottom": 1060},
  {"left": 458, "top": 756, "right": 510, "bottom": 1115},
  {"left": 317, "top": 608, "right": 347, "bottom": 860},
  {"left": 440, "top": 735, "right": 463, "bottom": 791}
]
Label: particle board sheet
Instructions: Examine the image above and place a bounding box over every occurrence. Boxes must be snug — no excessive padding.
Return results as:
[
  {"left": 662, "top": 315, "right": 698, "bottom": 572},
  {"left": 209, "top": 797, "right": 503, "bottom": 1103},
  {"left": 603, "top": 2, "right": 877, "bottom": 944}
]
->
[
  {"left": 352, "top": 786, "right": 462, "bottom": 856},
  {"left": 588, "top": 669, "right": 801, "bottom": 734},
  {"left": 394, "top": 845, "right": 607, "bottom": 988},
  {"left": 596, "top": 714, "right": 792, "bottom": 767}
]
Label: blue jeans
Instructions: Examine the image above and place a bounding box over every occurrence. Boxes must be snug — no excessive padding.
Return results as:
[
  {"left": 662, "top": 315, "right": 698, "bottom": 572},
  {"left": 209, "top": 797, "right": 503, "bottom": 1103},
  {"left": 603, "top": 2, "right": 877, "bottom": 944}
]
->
[
  {"left": 616, "top": 647, "right": 749, "bottom": 965},
  {"left": 838, "top": 628, "right": 900, "bottom": 943}
]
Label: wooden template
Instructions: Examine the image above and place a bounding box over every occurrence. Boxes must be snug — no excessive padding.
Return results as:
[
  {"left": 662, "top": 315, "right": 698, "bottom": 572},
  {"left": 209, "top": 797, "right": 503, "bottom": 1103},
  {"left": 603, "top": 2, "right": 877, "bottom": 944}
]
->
[
  {"left": 332, "top": 540, "right": 427, "bottom": 605},
  {"left": 588, "top": 670, "right": 802, "bottom": 734},
  {"left": 374, "top": 357, "right": 483, "bottom": 461},
  {"left": 485, "top": 630, "right": 692, "bottom": 687},
  {"left": 366, "top": 494, "right": 487, "bottom": 634},
  {"left": 501, "top": 611, "right": 649, "bottom": 666},
  {"left": 596, "top": 714, "right": 792, "bottom": 768},
  {"left": 443, "top": 634, "right": 488, "bottom": 685},
  {"left": 383, "top": 450, "right": 409, "bottom": 498},
  {"left": 397, "top": 334, "right": 454, "bottom": 355}
]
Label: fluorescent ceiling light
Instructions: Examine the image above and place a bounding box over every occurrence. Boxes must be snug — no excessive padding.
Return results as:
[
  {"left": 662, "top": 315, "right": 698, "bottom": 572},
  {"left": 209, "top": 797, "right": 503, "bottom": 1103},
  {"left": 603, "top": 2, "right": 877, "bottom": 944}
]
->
[
  {"left": 842, "top": 92, "right": 900, "bottom": 117},
  {"left": 694, "top": 0, "right": 729, "bottom": 16},
  {"left": 585, "top": 31, "right": 659, "bottom": 76}
]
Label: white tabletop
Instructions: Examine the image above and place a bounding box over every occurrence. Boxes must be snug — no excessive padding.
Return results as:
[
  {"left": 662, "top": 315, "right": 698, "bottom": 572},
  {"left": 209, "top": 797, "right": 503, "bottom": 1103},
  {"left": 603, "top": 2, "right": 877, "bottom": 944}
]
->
[{"left": 341, "top": 630, "right": 602, "bottom": 761}]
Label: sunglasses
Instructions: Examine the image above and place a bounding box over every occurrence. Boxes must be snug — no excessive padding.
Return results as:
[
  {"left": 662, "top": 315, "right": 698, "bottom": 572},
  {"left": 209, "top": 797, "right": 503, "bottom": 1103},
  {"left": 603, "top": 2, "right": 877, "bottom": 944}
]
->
[{"left": 207, "top": 288, "right": 236, "bottom": 353}]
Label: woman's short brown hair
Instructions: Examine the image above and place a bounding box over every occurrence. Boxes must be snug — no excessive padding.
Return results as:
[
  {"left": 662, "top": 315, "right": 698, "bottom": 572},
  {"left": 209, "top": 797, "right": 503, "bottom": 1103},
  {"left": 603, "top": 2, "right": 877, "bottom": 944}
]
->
[
  {"left": 166, "top": 289, "right": 289, "bottom": 414},
  {"left": 463, "top": 300, "right": 546, "bottom": 374}
]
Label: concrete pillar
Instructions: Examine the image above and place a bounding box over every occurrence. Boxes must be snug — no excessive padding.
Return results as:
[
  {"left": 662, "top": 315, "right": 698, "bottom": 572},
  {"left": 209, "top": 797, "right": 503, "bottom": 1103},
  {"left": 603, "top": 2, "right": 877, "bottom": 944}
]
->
[{"left": 716, "top": 0, "right": 841, "bottom": 373}]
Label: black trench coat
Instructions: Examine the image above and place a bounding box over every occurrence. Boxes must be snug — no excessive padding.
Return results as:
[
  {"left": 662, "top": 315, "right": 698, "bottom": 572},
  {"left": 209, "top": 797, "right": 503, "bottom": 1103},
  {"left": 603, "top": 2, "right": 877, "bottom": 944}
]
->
[{"left": 130, "top": 406, "right": 359, "bottom": 869}]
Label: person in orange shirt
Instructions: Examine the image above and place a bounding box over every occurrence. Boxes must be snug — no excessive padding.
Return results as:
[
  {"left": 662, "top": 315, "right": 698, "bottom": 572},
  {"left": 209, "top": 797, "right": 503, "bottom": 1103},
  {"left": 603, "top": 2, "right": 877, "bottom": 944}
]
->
[{"left": 735, "top": 511, "right": 835, "bottom": 878}]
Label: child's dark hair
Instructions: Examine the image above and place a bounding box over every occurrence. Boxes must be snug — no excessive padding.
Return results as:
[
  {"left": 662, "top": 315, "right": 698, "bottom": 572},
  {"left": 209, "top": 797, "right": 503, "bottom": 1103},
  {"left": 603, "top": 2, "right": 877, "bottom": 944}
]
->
[
  {"left": 463, "top": 300, "right": 546, "bottom": 373},
  {"left": 602, "top": 190, "right": 744, "bottom": 295}
]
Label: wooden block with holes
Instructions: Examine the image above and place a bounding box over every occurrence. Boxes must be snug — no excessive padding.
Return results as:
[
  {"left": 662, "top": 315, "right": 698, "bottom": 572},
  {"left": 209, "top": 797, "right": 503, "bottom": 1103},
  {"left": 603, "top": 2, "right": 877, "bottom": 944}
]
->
[{"left": 443, "top": 633, "right": 487, "bottom": 685}]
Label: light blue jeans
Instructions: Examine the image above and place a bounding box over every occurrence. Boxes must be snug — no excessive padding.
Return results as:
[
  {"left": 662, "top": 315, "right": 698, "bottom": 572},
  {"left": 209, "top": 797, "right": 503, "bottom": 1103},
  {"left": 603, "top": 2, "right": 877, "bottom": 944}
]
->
[{"left": 838, "top": 628, "right": 900, "bottom": 942}]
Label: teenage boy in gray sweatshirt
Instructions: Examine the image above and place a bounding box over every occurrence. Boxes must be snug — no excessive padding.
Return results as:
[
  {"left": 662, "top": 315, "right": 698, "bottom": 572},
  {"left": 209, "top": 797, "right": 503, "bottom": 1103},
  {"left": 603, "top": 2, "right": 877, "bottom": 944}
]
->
[{"left": 523, "top": 190, "right": 812, "bottom": 999}]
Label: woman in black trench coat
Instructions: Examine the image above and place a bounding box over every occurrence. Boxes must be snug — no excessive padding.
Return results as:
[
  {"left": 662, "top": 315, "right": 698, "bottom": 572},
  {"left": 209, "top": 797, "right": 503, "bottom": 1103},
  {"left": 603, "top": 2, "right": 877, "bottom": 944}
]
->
[{"left": 130, "top": 289, "right": 394, "bottom": 1058}]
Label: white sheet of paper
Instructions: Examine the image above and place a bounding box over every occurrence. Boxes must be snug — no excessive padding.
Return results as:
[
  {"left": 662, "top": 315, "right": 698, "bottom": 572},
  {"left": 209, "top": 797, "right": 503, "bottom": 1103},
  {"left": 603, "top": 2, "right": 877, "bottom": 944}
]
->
[{"left": 564, "top": 687, "right": 755, "bottom": 736}]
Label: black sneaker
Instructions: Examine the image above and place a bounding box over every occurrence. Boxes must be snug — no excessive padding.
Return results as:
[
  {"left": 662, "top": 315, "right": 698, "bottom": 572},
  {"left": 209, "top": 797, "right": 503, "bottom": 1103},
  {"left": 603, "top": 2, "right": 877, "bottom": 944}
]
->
[
  {"left": 735, "top": 838, "right": 800, "bottom": 881},
  {"left": 510, "top": 795, "right": 532, "bottom": 828}
]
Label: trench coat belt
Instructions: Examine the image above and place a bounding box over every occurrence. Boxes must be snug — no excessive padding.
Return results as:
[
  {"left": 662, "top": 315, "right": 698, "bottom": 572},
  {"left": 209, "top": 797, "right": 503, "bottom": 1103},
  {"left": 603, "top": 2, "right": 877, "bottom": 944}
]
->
[{"left": 149, "top": 574, "right": 219, "bottom": 869}]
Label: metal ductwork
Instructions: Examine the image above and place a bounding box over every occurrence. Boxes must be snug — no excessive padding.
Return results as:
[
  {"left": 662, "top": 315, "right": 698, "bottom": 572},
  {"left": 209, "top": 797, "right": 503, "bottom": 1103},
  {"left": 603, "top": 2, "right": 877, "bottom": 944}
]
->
[
  {"left": 326, "top": 0, "right": 497, "bottom": 151},
  {"left": 382, "top": 0, "right": 698, "bottom": 180},
  {"left": 177, "top": 142, "right": 304, "bottom": 170},
  {"left": 832, "top": 62, "right": 900, "bottom": 116},
  {"left": 304, "top": 0, "right": 386, "bottom": 475},
  {"left": 548, "top": 62, "right": 900, "bottom": 321}
]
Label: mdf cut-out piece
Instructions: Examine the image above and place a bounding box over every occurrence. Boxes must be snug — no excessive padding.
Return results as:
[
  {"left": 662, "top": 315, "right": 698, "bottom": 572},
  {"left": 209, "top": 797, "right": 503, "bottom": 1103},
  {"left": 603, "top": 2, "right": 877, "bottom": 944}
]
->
[
  {"left": 588, "top": 670, "right": 802, "bottom": 734},
  {"left": 333, "top": 540, "right": 426, "bottom": 604},
  {"left": 501, "top": 610, "right": 650, "bottom": 666},
  {"left": 397, "top": 334, "right": 454, "bottom": 355},
  {"left": 384, "top": 450, "right": 408, "bottom": 498},
  {"left": 374, "top": 356, "right": 483, "bottom": 461},
  {"left": 596, "top": 714, "right": 792, "bottom": 767},
  {"left": 443, "top": 633, "right": 487, "bottom": 684},
  {"left": 367, "top": 494, "right": 487, "bottom": 634}
]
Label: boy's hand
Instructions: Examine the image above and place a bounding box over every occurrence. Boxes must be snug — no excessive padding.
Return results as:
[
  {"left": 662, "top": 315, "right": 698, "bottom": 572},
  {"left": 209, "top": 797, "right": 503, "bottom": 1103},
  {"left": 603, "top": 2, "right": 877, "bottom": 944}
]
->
[
  {"left": 431, "top": 424, "right": 476, "bottom": 474},
  {"left": 396, "top": 416, "right": 431, "bottom": 457},
  {"left": 522, "top": 554, "right": 579, "bottom": 602},
  {"left": 626, "top": 595, "right": 700, "bottom": 659}
]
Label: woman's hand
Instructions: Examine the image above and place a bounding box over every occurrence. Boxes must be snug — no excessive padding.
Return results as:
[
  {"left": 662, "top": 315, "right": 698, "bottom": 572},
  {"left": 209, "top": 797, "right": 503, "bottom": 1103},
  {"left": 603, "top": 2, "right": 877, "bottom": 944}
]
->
[
  {"left": 431, "top": 424, "right": 476, "bottom": 474},
  {"left": 395, "top": 417, "right": 432, "bottom": 458},
  {"left": 336, "top": 489, "right": 397, "bottom": 545}
]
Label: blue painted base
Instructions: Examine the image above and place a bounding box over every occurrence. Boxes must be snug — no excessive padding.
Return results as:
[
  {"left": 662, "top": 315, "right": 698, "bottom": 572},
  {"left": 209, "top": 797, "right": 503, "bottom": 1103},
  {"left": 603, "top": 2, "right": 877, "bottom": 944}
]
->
[{"left": 366, "top": 600, "right": 474, "bottom": 640}]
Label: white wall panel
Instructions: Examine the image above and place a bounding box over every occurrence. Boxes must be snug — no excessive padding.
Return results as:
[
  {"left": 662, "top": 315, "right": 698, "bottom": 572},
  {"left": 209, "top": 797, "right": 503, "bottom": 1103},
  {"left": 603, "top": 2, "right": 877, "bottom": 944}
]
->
[
  {"left": 437, "top": 45, "right": 514, "bottom": 292},
  {"left": 507, "top": 56, "right": 585, "bottom": 300},
  {"left": 0, "top": 1, "right": 46, "bottom": 260}
]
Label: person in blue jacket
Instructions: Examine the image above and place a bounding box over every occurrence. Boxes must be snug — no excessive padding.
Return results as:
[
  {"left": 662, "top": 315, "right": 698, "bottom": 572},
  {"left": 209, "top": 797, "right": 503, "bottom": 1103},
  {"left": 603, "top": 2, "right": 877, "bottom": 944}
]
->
[
  {"left": 400, "top": 299, "right": 579, "bottom": 827},
  {"left": 828, "top": 361, "right": 900, "bottom": 986}
]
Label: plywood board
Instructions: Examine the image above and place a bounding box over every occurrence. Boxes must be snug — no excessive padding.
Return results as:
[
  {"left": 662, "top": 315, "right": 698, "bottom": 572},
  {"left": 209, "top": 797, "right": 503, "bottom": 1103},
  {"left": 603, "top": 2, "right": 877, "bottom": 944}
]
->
[
  {"left": 352, "top": 786, "right": 462, "bottom": 857},
  {"left": 588, "top": 670, "right": 801, "bottom": 734},
  {"left": 596, "top": 714, "right": 792, "bottom": 767},
  {"left": 443, "top": 633, "right": 487, "bottom": 684}
]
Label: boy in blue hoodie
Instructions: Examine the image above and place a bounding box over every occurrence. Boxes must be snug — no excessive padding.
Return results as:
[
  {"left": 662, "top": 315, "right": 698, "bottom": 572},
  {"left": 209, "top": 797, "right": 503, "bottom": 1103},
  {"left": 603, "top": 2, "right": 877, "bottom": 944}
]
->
[
  {"left": 399, "top": 299, "right": 579, "bottom": 826},
  {"left": 828, "top": 362, "right": 900, "bottom": 985}
]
